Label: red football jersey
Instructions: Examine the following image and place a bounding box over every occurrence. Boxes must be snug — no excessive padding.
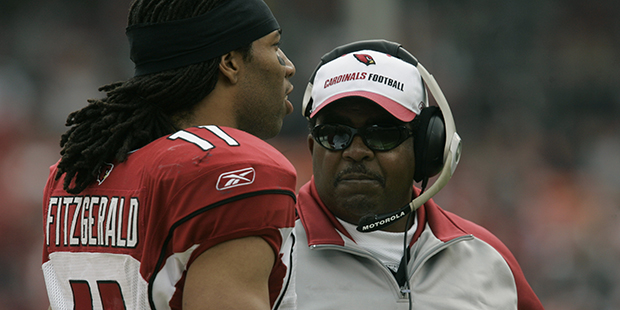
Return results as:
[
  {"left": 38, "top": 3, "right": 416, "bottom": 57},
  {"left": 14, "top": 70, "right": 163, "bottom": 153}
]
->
[{"left": 42, "top": 125, "right": 297, "bottom": 309}]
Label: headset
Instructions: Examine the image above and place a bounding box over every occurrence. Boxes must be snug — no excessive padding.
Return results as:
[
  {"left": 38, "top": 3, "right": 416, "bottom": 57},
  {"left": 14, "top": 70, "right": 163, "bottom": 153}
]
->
[{"left": 301, "top": 39, "right": 462, "bottom": 233}]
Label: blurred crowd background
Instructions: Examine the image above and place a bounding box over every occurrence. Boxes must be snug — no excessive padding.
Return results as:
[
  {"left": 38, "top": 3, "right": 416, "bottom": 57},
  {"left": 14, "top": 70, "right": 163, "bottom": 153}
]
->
[{"left": 0, "top": 0, "right": 618, "bottom": 309}]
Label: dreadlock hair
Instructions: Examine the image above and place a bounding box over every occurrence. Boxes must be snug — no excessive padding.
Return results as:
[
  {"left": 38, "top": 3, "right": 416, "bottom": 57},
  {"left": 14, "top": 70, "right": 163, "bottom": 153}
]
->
[{"left": 56, "top": 0, "right": 253, "bottom": 194}]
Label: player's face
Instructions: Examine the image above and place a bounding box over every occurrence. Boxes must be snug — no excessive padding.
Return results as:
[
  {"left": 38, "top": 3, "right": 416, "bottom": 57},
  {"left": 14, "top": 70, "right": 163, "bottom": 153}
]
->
[
  {"left": 234, "top": 30, "right": 295, "bottom": 139},
  {"left": 309, "top": 98, "right": 416, "bottom": 232}
]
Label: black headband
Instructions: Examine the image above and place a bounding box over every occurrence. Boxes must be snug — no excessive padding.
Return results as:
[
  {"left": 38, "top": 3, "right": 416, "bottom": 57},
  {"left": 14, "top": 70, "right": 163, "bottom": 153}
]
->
[{"left": 126, "top": 0, "right": 280, "bottom": 76}]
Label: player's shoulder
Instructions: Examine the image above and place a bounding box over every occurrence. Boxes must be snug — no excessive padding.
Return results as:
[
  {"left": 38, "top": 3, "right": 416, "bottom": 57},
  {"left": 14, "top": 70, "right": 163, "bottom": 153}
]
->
[
  {"left": 133, "top": 125, "right": 296, "bottom": 199},
  {"left": 135, "top": 125, "right": 295, "bottom": 174},
  {"left": 144, "top": 126, "right": 277, "bottom": 157}
]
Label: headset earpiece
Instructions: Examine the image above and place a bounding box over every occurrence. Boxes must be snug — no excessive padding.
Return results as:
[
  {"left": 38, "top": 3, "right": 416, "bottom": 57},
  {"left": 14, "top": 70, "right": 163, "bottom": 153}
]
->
[{"left": 413, "top": 106, "right": 446, "bottom": 185}]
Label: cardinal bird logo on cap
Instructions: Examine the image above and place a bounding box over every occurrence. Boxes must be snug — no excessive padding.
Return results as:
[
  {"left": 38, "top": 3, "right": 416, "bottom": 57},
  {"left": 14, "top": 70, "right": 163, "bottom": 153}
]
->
[{"left": 353, "top": 54, "right": 376, "bottom": 66}]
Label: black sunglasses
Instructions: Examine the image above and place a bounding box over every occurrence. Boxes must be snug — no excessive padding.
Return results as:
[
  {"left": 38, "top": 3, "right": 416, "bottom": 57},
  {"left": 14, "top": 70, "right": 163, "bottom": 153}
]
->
[{"left": 312, "top": 123, "right": 414, "bottom": 151}]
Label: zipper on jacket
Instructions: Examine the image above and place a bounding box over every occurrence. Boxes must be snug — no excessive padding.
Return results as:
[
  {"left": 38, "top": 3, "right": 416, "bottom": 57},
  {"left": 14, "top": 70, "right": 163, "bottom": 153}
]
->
[
  {"left": 396, "top": 235, "right": 474, "bottom": 299},
  {"left": 399, "top": 287, "right": 411, "bottom": 298},
  {"left": 311, "top": 234, "right": 475, "bottom": 300}
]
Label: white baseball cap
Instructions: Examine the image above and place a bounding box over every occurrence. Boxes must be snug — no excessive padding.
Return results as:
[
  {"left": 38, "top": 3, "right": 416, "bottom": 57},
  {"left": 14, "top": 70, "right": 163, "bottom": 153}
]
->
[{"left": 306, "top": 49, "right": 427, "bottom": 122}]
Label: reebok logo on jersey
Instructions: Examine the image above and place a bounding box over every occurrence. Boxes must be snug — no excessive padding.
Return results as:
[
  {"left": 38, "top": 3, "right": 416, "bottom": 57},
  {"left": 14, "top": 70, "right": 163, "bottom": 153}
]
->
[{"left": 216, "top": 167, "right": 255, "bottom": 190}]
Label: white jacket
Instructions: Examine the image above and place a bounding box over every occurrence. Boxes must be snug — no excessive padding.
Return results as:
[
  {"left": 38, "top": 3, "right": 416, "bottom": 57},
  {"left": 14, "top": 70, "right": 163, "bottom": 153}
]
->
[{"left": 287, "top": 178, "right": 544, "bottom": 310}]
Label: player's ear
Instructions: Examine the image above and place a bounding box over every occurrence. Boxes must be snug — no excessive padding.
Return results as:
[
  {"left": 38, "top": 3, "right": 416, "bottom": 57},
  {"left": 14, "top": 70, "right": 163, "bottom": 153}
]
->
[{"left": 219, "top": 51, "right": 242, "bottom": 84}]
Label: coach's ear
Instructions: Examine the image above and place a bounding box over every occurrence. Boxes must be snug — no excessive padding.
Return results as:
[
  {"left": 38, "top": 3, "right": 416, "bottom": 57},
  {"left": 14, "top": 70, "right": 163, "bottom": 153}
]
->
[
  {"left": 307, "top": 134, "right": 315, "bottom": 155},
  {"left": 219, "top": 51, "right": 243, "bottom": 84}
]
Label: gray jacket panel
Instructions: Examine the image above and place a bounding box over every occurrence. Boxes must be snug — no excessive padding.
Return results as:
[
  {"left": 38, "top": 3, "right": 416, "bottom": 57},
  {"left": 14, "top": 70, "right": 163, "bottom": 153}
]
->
[{"left": 293, "top": 222, "right": 518, "bottom": 310}]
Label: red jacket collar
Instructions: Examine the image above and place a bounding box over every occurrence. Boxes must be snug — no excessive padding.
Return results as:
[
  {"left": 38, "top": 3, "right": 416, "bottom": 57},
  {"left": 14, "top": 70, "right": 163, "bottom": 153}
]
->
[
  {"left": 296, "top": 177, "right": 469, "bottom": 247},
  {"left": 297, "top": 177, "right": 351, "bottom": 246}
]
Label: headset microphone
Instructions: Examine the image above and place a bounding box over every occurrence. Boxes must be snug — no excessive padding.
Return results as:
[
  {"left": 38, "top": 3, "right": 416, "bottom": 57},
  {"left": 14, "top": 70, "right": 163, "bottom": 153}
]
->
[
  {"left": 356, "top": 62, "right": 462, "bottom": 233},
  {"left": 357, "top": 203, "right": 413, "bottom": 232}
]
